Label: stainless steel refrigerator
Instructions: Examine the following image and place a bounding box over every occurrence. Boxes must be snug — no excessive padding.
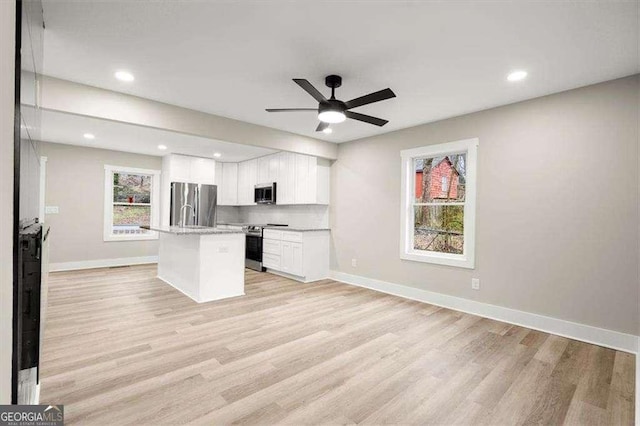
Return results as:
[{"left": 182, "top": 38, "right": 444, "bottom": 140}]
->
[{"left": 170, "top": 182, "right": 218, "bottom": 227}]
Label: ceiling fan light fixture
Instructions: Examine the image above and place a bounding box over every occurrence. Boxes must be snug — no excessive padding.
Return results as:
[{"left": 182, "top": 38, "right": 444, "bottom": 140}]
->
[
  {"left": 266, "top": 75, "right": 395, "bottom": 130},
  {"left": 318, "top": 110, "right": 346, "bottom": 123}
]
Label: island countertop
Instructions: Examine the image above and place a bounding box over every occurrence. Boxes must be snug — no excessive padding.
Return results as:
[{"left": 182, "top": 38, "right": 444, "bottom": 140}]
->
[
  {"left": 141, "top": 225, "right": 245, "bottom": 235},
  {"left": 217, "top": 223, "right": 330, "bottom": 232},
  {"left": 263, "top": 226, "right": 330, "bottom": 232}
]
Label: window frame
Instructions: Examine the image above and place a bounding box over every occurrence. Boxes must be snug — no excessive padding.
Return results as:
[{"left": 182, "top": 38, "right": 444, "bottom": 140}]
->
[
  {"left": 103, "top": 165, "right": 161, "bottom": 242},
  {"left": 400, "top": 138, "right": 478, "bottom": 269}
]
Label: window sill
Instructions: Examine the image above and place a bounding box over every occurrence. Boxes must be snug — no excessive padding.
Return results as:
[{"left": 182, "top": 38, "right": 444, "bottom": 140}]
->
[
  {"left": 104, "top": 233, "right": 159, "bottom": 242},
  {"left": 400, "top": 250, "right": 475, "bottom": 269}
]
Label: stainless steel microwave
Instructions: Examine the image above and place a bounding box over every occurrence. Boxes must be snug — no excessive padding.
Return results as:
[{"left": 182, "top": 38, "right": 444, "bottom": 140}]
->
[{"left": 255, "top": 182, "right": 276, "bottom": 204}]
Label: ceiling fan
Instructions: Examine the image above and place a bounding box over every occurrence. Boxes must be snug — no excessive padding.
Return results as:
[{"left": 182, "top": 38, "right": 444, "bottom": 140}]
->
[{"left": 266, "top": 75, "right": 396, "bottom": 133}]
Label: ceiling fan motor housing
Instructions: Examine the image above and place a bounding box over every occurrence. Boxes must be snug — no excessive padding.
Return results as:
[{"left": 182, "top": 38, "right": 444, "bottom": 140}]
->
[
  {"left": 325, "top": 74, "right": 342, "bottom": 89},
  {"left": 319, "top": 99, "right": 347, "bottom": 114}
]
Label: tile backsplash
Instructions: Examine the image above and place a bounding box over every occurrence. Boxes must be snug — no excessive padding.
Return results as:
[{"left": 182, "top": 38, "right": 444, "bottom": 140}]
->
[{"left": 217, "top": 205, "right": 329, "bottom": 228}]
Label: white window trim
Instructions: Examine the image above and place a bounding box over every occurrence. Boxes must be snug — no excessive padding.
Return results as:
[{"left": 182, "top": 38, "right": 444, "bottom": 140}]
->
[
  {"left": 400, "top": 138, "right": 478, "bottom": 269},
  {"left": 104, "top": 165, "right": 161, "bottom": 242}
]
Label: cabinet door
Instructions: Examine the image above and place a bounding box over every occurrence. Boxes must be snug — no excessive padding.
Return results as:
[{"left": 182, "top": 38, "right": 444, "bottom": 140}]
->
[
  {"left": 280, "top": 241, "right": 292, "bottom": 273},
  {"left": 214, "top": 163, "right": 223, "bottom": 187},
  {"left": 238, "top": 160, "right": 257, "bottom": 205},
  {"left": 268, "top": 154, "right": 280, "bottom": 183},
  {"left": 170, "top": 155, "right": 191, "bottom": 183},
  {"left": 257, "top": 156, "right": 270, "bottom": 184},
  {"left": 307, "top": 156, "right": 318, "bottom": 203},
  {"left": 237, "top": 162, "right": 249, "bottom": 205},
  {"left": 294, "top": 154, "right": 310, "bottom": 204},
  {"left": 216, "top": 163, "right": 227, "bottom": 205},
  {"left": 222, "top": 163, "right": 238, "bottom": 205},
  {"left": 281, "top": 241, "right": 303, "bottom": 276},
  {"left": 277, "top": 152, "right": 295, "bottom": 205},
  {"left": 247, "top": 159, "right": 257, "bottom": 204},
  {"left": 191, "top": 158, "right": 216, "bottom": 185}
]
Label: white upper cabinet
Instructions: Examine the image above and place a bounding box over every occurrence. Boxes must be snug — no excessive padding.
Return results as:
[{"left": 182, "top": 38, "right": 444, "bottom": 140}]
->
[
  {"left": 195, "top": 152, "right": 329, "bottom": 207},
  {"left": 268, "top": 154, "right": 280, "bottom": 183},
  {"left": 166, "top": 154, "right": 216, "bottom": 185},
  {"left": 161, "top": 154, "right": 216, "bottom": 226},
  {"left": 169, "top": 154, "right": 192, "bottom": 183},
  {"left": 237, "top": 159, "right": 257, "bottom": 205},
  {"left": 257, "top": 155, "right": 270, "bottom": 184},
  {"left": 216, "top": 162, "right": 238, "bottom": 206},
  {"left": 289, "top": 153, "right": 329, "bottom": 205},
  {"left": 257, "top": 153, "right": 280, "bottom": 184},
  {"left": 190, "top": 157, "right": 216, "bottom": 185},
  {"left": 276, "top": 152, "right": 296, "bottom": 205}
]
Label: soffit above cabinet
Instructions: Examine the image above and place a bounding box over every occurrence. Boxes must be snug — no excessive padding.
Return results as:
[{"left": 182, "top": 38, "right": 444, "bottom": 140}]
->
[{"left": 38, "top": 109, "right": 277, "bottom": 162}]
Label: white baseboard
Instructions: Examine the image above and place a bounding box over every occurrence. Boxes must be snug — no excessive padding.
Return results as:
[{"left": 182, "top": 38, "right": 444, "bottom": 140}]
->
[
  {"left": 636, "top": 337, "right": 640, "bottom": 426},
  {"left": 50, "top": 256, "right": 158, "bottom": 272},
  {"left": 265, "top": 268, "right": 329, "bottom": 284},
  {"left": 330, "top": 270, "right": 638, "bottom": 354}
]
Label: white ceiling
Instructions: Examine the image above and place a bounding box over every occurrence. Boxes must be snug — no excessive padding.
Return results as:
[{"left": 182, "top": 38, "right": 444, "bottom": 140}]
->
[
  {"left": 38, "top": 109, "right": 276, "bottom": 161},
  {"left": 42, "top": 1, "right": 638, "bottom": 143}
]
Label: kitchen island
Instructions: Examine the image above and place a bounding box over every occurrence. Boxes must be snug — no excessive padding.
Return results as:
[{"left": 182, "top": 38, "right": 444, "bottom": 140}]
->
[{"left": 143, "top": 226, "right": 245, "bottom": 303}]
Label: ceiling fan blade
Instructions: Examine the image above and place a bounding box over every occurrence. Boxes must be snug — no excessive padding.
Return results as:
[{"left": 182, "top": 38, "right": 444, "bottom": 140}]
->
[
  {"left": 345, "top": 88, "right": 396, "bottom": 110},
  {"left": 293, "top": 79, "right": 327, "bottom": 103},
  {"left": 345, "top": 111, "right": 389, "bottom": 127},
  {"left": 265, "top": 108, "right": 317, "bottom": 112},
  {"left": 316, "top": 122, "right": 329, "bottom": 132}
]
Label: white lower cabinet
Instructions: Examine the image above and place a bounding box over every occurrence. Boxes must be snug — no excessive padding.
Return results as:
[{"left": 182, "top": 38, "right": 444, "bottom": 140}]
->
[
  {"left": 262, "top": 229, "right": 329, "bottom": 283},
  {"left": 280, "top": 241, "right": 303, "bottom": 276}
]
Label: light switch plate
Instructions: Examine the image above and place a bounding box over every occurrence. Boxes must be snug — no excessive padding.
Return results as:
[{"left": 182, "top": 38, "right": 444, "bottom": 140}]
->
[
  {"left": 45, "top": 206, "right": 59, "bottom": 214},
  {"left": 471, "top": 278, "right": 480, "bottom": 290}
]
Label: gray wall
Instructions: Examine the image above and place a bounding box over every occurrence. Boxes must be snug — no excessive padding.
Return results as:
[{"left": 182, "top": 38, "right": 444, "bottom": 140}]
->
[
  {"left": 0, "top": 0, "right": 15, "bottom": 405},
  {"left": 331, "top": 75, "right": 639, "bottom": 335},
  {"left": 39, "top": 142, "right": 162, "bottom": 265}
]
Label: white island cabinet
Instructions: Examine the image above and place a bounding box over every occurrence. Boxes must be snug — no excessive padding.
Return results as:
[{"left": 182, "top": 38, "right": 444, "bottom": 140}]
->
[
  {"left": 144, "top": 226, "right": 245, "bottom": 303},
  {"left": 262, "top": 228, "right": 330, "bottom": 283}
]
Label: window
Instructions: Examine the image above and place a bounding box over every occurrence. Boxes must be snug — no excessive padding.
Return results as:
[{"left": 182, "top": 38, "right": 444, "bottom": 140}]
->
[
  {"left": 400, "top": 138, "right": 478, "bottom": 268},
  {"left": 441, "top": 176, "right": 449, "bottom": 193},
  {"left": 104, "top": 165, "right": 160, "bottom": 241}
]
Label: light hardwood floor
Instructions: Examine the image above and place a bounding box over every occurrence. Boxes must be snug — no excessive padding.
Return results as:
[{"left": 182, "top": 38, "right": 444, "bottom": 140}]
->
[{"left": 40, "top": 264, "right": 634, "bottom": 425}]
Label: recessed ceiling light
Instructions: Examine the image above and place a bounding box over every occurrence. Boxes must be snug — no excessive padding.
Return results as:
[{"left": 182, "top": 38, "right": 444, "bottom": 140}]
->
[
  {"left": 157, "top": 145, "right": 167, "bottom": 150},
  {"left": 83, "top": 133, "right": 95, "bottom": 140},
  {"left": 507, "top": 70, "right": 527, "bottom": 82},
  {"left": 322, "top": 127, "right": 333, "bottom": 134},
  {"left": 115, "top": 70, "right": 135, "bottom": 82},
  {"left": 213, "top": 153, "right": 222, "bottom": 158}
]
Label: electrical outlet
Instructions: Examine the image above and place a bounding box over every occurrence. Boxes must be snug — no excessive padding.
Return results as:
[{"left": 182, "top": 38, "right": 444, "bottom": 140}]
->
[
  {"left": 351, "top": 258, "right": 357, "bottom": 267},
  {"left": 471, "top": 278, "right": 480, "bottom": 290},
  {"left": 45, "top": 206, "right": 59, "bottom": 214}
]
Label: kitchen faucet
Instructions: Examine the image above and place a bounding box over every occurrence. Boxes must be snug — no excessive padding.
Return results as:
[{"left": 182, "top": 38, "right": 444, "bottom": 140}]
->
[{"left": 179, "top": 204, "right": 194, "bottom": 227}]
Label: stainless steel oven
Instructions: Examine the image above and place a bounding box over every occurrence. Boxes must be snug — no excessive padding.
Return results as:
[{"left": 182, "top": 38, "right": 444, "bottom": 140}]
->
[
  {"left": 254, "top": 183, "right": 276, "bottom": 204},
  {"left": 244, "top": 226, "right": 263, "bottom": 271},
  {"left": 243, "top": 224, "right": 288, "bottom": 272}
]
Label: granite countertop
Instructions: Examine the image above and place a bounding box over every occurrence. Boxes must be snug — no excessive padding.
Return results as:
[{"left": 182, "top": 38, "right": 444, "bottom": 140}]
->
[
  {"left": 263, "top": 226, "right": 330, "bottom": 232},
  {"left": 141, "top": 225, "right": 245, "bottom": 235},
  {"left": 216, "top": 223, "right": 330, "bottom": 232}
]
